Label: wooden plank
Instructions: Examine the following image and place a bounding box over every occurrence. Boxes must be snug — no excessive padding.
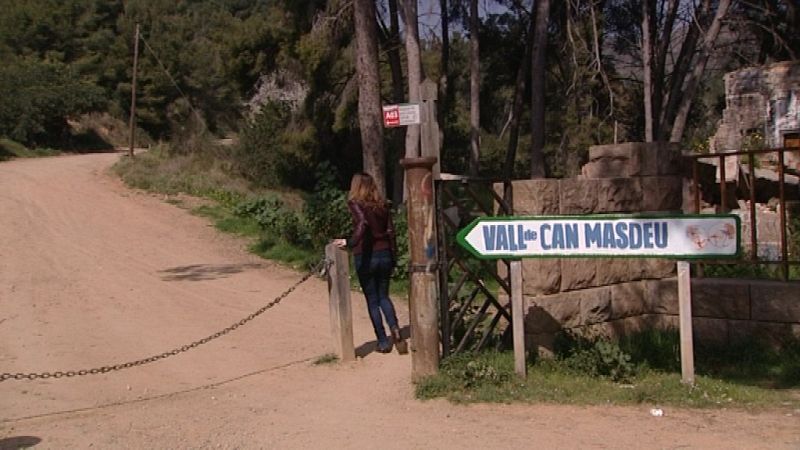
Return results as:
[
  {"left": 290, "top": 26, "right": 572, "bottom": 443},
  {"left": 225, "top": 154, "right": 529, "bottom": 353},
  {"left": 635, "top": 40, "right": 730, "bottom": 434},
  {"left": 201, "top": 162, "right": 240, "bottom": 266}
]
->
[
  {"left": 510, "top": 260, "right": 526, "bottom": 377},
  {"left": 326, "top": 243, "right": 354, "bottom": 362},
  {"left": 677, "top": 261, "right": 694, "bottom": 385}
]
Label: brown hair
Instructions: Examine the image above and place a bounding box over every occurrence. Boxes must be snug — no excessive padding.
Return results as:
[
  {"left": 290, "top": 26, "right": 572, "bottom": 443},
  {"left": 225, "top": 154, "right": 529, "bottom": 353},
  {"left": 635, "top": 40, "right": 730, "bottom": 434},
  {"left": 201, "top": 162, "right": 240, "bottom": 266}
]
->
[{"left": 348, "top": 172, "right": 384, "bottom": 207}]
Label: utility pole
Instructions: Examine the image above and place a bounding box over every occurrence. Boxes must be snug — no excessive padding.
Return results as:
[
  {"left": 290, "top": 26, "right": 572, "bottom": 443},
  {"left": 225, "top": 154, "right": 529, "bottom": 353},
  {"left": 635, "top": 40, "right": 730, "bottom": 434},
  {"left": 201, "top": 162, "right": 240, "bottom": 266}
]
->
[{"left": 128, "top": 23, "right": 140, "bottom": 158}]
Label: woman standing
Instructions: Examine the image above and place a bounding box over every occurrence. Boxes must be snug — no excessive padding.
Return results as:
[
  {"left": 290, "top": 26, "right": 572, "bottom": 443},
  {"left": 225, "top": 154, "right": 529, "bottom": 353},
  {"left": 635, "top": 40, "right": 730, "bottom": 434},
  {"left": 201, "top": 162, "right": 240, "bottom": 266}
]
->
[{"left": 334, "top": 173, "right": 405, "bottom": 354}]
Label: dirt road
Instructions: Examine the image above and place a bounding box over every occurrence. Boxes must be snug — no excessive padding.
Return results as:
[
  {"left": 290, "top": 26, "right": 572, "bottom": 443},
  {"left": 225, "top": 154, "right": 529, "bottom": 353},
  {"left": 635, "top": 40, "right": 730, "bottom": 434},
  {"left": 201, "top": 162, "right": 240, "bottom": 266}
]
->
[{"left": 1, "top": 153, "right": 798, "bottom": 449}]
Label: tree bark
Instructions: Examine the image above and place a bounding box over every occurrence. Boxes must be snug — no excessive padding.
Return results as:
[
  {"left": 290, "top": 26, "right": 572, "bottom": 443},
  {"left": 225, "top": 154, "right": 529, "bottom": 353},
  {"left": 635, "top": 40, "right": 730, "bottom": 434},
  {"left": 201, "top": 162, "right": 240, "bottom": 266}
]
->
[
  {"left": 504, "top": 11, "right": 535, "bottom": 181},
  {"left": 439, "top": 0, "right": 450, "bottom": 139},
  {"left": 387, "top": 0, "right": 404, "bottom": 103},
  {"left": 530, "top": 0, "right": 550, "bottom": 179},
  {"left": 353, "top": 0, "right": 386, "bottom": 193},
  {"left": 658, "top": 0, "right": 709, "bottom": 134},
  {"left": 400, "top": 0, "right": 423, "bottom": 158},
  {"left": 669, "top": 0, "right": 731, "bottom": 143},
  {"left": 468, "top": 0, "right": 480, "bottom": 176},
  {"left": 651, "top": 0, "right": 679, "bottom": 141},
  {"left": 641, "top": 0, "right": 655, "bottom": 142}
]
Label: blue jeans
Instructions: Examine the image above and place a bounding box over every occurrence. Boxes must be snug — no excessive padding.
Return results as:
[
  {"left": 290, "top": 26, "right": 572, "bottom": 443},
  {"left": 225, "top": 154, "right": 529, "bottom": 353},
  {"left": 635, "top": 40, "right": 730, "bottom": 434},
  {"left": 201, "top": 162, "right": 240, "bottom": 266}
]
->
[{"left": 354, "top": 249, "right": 399, "bottom": 348}]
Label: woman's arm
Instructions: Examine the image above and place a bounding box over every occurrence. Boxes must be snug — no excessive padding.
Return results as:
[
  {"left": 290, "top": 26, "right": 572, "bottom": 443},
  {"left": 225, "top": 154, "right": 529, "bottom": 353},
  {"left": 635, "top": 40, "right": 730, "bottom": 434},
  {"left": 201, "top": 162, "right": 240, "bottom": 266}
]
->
[
  {"left": 346, "top": 200, "right": 367, "bottom": 248},
  {"left": 386, "top": 207, "right": 397, "bottom": 263}
]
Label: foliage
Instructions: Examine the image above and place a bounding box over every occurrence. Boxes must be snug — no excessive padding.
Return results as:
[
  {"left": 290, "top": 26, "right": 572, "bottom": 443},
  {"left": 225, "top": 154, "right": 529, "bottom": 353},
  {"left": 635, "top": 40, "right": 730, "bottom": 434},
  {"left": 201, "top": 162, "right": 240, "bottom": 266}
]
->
[
  {"left": 417, "top": 331, "right": 800, "bottom": 407},
  {"left": 0, "top": 58, "right": 104, "bottom": 145},
  {"left": 303, "top": 162, "right": 351, "bottom": 245},
  {"left": 554, "top": 331, "right": 636, "bottom": 382}
]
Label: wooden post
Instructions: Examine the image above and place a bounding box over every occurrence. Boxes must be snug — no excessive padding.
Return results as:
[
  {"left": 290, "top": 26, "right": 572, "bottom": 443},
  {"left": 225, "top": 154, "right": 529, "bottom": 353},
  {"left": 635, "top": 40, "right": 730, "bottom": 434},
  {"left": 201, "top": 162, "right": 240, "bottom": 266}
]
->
[
  {"left": 401, "top": 157, "right": 440, "bottom": 381},
  {"left": 128, "top": 23, "right": 140, "bottom": 158},
  {"left": 420, "top": 78, "right": 441, "bottom": 179},
  {"left": 510, "top": 260, "right": 526, "bottom": 377},
  {"left": 677, "top": 261, "right": 695, "bottom": 385},
  {"left": 326, "top": 243, "right": 355, "bottom": 362}
]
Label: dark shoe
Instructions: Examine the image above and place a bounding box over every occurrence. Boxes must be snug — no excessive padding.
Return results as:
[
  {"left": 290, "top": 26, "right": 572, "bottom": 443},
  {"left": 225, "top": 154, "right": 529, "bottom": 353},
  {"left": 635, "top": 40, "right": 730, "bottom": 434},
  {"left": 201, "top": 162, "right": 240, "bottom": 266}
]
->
[
  {"left": 376, "top": 342, "right": 393, "bottom": 353},
  {"left": 391, "top": 327, "right": 408, "bottom": 355}
]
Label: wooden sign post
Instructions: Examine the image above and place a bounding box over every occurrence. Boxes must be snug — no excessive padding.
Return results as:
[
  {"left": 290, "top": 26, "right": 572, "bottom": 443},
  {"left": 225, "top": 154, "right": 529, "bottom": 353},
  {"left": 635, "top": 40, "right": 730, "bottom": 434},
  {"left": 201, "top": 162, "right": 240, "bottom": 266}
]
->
[
  {"left": 457, "top": 214, "right": 741, "bottom": 382},
  {"left": 677, "top": 261, "right": 695, "bottom": 385}
]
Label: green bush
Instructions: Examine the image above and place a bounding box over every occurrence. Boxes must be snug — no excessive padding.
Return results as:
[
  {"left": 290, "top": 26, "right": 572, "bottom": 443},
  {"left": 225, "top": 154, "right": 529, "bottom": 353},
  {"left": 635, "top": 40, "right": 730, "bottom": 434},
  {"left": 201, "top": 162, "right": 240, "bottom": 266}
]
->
[
  {"left": 555, "top": 332, "right": 636, "bottom": 382},
  {"left": 0, "top": 58, "right": 104, "bottom": 145},
  {"left": 303, "top": 162, "right": 351, "bottom": 246},
  {"left": 440, "top": 352, "right": 512, "bottom": 388}
]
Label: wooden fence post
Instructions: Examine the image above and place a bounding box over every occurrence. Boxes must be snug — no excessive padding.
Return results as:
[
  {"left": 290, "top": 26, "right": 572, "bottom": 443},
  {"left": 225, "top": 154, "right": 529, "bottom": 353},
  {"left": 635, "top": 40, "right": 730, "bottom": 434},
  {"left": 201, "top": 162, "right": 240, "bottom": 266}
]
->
[
  {"left": 326, "top": 243, "right": 354, "bottom": 362},
  {"left": 401, "top": 157, "right": 440, "bottom": 381}
]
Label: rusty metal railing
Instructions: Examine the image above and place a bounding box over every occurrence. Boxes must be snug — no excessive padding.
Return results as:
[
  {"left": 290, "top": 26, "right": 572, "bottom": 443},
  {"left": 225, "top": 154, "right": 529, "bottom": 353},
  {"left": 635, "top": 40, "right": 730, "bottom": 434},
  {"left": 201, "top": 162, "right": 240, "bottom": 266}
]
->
[{"left": 688, "top": 146, "right": 800, "bottom": 280}]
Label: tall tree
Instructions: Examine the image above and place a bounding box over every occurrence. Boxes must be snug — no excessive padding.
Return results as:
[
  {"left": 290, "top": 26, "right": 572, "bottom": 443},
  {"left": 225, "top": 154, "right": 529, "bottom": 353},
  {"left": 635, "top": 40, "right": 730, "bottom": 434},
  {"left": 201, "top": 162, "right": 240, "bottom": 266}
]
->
[
  {"left": 468, "top": 0, "right": 480, "bottom": 175},
  {"left": 530, "top": 0, "right": 550, "bottom": 178},
  {"left": 354, "top": 0, "right": 386, "bottom": 192},
  {"left": 400, "top": 0, "right": 423, "bottom": 158},
  {"left": 503, "top": 9, "right": 535, "bottom": 181}
]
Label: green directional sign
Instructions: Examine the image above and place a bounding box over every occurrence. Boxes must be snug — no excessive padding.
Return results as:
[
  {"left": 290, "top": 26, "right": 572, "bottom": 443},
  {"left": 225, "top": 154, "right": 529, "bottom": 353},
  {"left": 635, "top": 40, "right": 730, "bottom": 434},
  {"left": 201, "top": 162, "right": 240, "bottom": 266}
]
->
[{"left": 456, "top": 214, "right": 741, "bottom": 260}]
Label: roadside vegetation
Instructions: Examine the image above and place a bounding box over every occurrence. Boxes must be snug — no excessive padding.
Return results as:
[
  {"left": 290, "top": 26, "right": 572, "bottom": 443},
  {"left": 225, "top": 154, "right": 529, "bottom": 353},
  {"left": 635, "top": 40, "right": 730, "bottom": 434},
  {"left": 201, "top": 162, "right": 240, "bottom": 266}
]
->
[
  {"left": 113, "top": 147, "right": 411, "bottom": 293},
  {"left": 417, "top": 329, "right": 800, "bottom": 409},
  {"left": 0, "top": 138, "right": 61, "bottom": 161}
]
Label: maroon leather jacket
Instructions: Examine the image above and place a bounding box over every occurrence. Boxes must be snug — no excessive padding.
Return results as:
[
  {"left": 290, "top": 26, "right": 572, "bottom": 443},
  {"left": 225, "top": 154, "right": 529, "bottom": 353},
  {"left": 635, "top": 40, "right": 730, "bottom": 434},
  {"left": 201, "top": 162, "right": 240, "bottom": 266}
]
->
[{"left": 346, "top": 200, "right": 397, "bottom": 259}]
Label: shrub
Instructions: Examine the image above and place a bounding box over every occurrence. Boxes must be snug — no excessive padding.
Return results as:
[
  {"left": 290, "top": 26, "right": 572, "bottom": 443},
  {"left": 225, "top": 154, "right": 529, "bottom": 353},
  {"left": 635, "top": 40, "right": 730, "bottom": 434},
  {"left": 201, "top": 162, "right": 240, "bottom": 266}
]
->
[
  {"left": 0, "top": 58, "right": 104, "bottom": 145},
  {"left": 555, "top": 331, "right": 637, "bottom": 382}
]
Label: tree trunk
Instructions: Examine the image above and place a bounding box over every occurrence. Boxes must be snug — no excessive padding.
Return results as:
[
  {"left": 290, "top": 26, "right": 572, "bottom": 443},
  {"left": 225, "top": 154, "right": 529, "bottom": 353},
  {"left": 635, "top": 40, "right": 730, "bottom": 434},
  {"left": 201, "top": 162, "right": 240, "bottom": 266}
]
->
[
  {"left": 530, "top": 0, "right": 550, "bottom": 179},
  {"left": 669, "top": 0, "right": 731, "bottom": 143},
  {"left": 388, "top": 0, "right": 404, "bottom": 103},
  {"left": 658, "top": 0, "right": 709, "bottom": 134},
  {"left": 468, "top": 0, "right": 480, "bottom": 176},
  {"left": 504, "top": 12, "right": 535, "bottom": 181},
  {"left": 651, "top": 0, "right": 679, "bottom": 141},
  {"left": 353, "top": 0, "right": 386, "bottom": 193},
  {"left": 439, "top": 0, "right": 450, "bottom": 137},
  {"left": 641, "top": 0, "right": 655, "bottom": 142},
  {"left": 400, "top": 0, "right": 423, "bottom": 159}
]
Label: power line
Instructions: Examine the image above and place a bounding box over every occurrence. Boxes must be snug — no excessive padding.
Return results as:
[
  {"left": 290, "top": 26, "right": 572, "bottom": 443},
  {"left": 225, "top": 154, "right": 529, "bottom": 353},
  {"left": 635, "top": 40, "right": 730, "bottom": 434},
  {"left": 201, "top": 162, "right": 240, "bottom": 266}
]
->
[{"left": 138, "top": 34, "right": 203, "bottom": 121}]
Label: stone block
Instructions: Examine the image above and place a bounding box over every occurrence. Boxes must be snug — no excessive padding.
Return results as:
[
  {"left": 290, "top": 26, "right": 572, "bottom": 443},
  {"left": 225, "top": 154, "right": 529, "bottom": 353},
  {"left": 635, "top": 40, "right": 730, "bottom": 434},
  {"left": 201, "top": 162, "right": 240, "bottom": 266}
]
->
[
  {"left": 508, "top": 180, "right": 560, "bottom": 215},
  {"left": 522, "top": 258, "right": 561, "bottom": 295},
  {"left": 559, "top": 179, "right": 599, "bottom": 214},
  {"left": 525, "top": 293, "right": 582, "bottom": 332},
  {"left": 750, "top": 281, "right": 800, "bottom": 322},
  {"left": 596, "top": 178, "right": 643, "bottom": 213},
  {"left": 644, "top": 278, "right": 678, "bottom": 315},
  {"left": 650, "top": 313, "right": 679, "bottom": 330},
  {"left": 691, "top": 279, "right": 751, "bottom": 320},
  {"left": 580, "top": 287, "right": 613, "bottom": 325},
  {"left": 655, "top": 142, "right": 682, "bottom": 176},
  {"left": 641, "top": 176, "right": 683, "bottom": 212},
  {"left": 729, "top": 320, "right": 794, "bottom": 348},
  {"left": 692, "top": 317, "right": 729, "bottom": 345},
  {"left": 640, "top": 258, "right": 676, "bottom": 279},
  {"left": 526, "top": 333, "right": 557, "bottom": 358},
  {"left": 585, "top": 143, "right": 651, "bottom": 178},
  {"left": 596, "top": 258, "right": 636, "bottom": 285},
  {"left": 610, "top": 281, "right": 647, "bottom": 320},
  {"left": 560, "top": 258, "right": 596, "bottom": 291}
]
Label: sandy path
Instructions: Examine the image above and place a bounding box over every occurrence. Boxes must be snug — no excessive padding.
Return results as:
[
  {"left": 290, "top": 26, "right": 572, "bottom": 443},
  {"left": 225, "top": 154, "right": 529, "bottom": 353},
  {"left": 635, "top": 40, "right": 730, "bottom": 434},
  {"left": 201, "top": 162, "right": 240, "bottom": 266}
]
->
[{"left": 0, "top": 153, "right": 798, "bottom": 449}]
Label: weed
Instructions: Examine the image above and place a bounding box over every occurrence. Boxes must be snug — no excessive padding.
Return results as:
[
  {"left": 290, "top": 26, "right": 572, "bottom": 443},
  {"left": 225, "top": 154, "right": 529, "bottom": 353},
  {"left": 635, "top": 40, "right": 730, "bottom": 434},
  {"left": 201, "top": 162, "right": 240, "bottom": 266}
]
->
[{"left": 313, "top": 353, "right": 339, "bottom": 365}]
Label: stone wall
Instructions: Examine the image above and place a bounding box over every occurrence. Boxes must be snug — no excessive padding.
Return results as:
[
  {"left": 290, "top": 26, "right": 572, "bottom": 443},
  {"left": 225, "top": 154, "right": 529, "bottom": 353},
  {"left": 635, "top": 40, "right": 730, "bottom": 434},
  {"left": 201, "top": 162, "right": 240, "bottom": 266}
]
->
[{"left": 496, "top": 142, "right": 800, "bottom": 354}]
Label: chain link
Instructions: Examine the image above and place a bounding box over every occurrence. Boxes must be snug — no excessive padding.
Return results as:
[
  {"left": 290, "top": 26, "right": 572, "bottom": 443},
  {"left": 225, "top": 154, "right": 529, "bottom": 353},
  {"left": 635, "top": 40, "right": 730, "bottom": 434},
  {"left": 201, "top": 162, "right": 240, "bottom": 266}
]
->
[{"left": 0, "top": 258, "right": 331, "bottom": 383}]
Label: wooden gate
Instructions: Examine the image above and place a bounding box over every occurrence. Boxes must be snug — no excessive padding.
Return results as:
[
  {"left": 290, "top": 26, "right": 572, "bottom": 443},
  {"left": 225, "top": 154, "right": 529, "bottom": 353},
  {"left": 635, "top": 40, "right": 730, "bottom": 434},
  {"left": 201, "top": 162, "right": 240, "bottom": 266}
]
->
[{"left": 435, "top": 176, "right": 514, "bottom": 357}]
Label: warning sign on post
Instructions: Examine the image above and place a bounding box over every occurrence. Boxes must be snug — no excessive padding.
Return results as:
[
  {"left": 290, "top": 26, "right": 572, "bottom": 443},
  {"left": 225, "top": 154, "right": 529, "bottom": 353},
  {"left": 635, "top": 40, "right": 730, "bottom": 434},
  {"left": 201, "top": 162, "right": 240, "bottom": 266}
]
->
[{"left": 382, "top": 103, "right": 420, "bottom": 128}]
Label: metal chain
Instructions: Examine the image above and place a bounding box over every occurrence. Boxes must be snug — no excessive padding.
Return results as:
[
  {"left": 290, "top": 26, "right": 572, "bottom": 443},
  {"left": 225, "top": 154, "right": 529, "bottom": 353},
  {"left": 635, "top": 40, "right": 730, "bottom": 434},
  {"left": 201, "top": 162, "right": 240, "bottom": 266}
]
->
[{"left": 0, "top": 258, "right": 332, "bottom": 383}]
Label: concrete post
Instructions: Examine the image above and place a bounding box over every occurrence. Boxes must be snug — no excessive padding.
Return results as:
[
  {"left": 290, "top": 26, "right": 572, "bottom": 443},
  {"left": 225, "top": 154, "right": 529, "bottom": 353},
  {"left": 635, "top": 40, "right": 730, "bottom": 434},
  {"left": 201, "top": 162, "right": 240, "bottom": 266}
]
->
[{"left": 400, "top": 156, "right": 440, "bottom": 381}]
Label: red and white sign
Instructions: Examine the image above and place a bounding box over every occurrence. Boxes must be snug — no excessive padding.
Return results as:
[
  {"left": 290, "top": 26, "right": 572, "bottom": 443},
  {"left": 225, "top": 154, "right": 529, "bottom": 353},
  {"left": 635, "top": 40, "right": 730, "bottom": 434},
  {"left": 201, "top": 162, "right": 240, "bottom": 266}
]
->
[{"left": 382, "top": 103, "right": 420, "bottom": 128}]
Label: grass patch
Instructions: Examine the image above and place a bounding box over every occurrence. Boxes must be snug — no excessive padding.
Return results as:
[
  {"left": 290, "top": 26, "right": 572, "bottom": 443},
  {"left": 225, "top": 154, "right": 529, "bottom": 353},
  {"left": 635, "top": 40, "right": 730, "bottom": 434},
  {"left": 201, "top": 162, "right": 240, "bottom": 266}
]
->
[
  {"left": 0, "top": 138, "right": 61, "bottom": 161},
  {"left": 313, "top": 353, "right": 339, "bottom": 365},
  {"left": 192, "top": 204, "right": 262, "bottom": 238},
  {"left": 417, "top": 331, "right": 800, "bottom": 409}
]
